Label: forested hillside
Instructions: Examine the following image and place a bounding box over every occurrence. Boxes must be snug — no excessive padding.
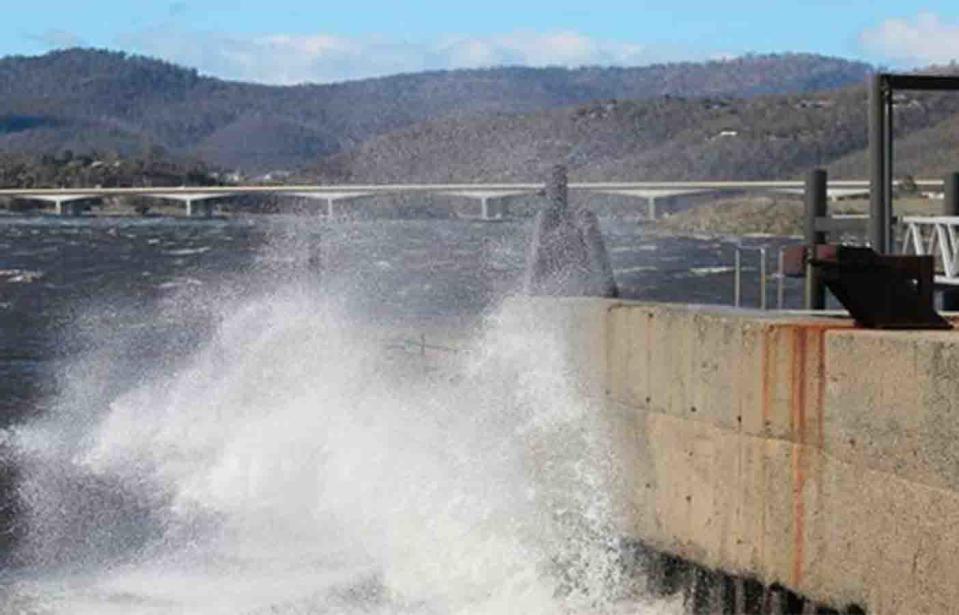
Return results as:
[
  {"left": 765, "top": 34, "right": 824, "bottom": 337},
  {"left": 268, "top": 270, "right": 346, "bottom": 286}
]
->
[
  {"left": 829, "top": 111, "right": 959, "bottom": 179},
  {"left": 0, "top": 49, "right": 872, "bottom": 172},
  {"left": 307, "top": 86, "right": 959, "bottom": 182},
  {"left": 0, "top": 151, "right": 217, "bottom": 189}
]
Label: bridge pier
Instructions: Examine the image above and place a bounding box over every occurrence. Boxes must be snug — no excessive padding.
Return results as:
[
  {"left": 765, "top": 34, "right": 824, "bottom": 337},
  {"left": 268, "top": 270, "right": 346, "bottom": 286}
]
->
[
  {"left": 592, "top": 188, "right": 709, "bottom": 221},
  {"left": 54, "top": 199, "right": 79, "bottom": 217},
  {"left": 288, "top": 192, "right": 371, "bottom": 218},
  {"left": 441, "top": 190, "right": 530, "bottom": 220},
  {"left": 185, "top": 199, "right": 214, "bottom": 218},
  {"left": 479, "top": 197, "right": 505, "bottom": 220},
  {"left": 48, "top": 197, "right": 89, "bottom": 216}
]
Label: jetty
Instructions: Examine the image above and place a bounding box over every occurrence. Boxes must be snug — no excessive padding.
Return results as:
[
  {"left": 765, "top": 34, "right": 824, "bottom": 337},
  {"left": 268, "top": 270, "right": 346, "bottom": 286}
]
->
[{"left": 502, "top": 297, "right": 959, "bottom": 614}]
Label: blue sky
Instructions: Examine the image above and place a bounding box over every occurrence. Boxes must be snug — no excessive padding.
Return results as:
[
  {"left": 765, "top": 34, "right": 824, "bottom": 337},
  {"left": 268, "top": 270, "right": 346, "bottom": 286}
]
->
[{"left": 4, "top": 1, "right": 959, "bottom": 84}]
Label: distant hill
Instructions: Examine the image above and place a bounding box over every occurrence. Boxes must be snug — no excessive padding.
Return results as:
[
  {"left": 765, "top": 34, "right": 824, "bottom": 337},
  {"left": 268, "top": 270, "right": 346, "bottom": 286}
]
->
[
  {"left": 0, "top": 49, "right": 873, "bottom": 172},
  {"left": 307, "top": 85, "right": 959, "bottom": 182},
  {"left": 0, "top": 150, "right": 217, "bottom": 190},
  {"left": 829, "top": 111, "right": 959, "bottom": 180}
]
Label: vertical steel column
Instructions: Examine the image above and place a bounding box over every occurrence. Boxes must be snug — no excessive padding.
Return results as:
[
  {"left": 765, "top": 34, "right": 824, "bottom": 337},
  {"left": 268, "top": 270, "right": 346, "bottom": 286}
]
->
[
  {"left": 869, "top": 74, "right": 890, "bottom": 254},
  {"left": 943, "top": 173, "right": 959, "bottom": 311},
  {"left": 734, "top": 249, "right": 742, "bottom": 307},
  {"left": 883, "top": 83, "right": 894, "bottom": 254},
  {"left": 804, "top": 169, "right": 827, "bottom": 310},
  {"left": 777, "top": 248, "right": 786, "bottom": 309},
  {"left": 759, "top": 247, "right": 768, "bottom": 310}
]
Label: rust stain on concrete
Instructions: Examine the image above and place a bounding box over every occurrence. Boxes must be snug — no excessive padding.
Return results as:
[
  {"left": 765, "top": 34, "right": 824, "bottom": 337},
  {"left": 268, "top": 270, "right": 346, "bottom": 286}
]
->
[
  {"left": 791, "top": 327, "right": 808, "bottom": 588},
  {"left": 783, "top": 321, "right": 837, "bottom": 589},
  {"left": 790, "top": 328, "right": 808, "bottom": 438},
  {"left": 761, "top": 327, "right": 773, "bottom": 428},
  {"left": 815, "top": 328, "right": 826, "bottom": 449},
  {"left": 645, "top": 312, "right": 653, "bottom": 406}
]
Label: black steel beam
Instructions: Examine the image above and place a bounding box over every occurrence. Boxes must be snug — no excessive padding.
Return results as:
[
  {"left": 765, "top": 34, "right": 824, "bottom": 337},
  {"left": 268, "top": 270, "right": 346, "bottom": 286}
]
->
[
  {"left": 805, "top": 169, "right": 828, "bottom": 310},
  {"left": 943, "top": 173, "right": 959, "bottom": 311},
  {"left": 883, "top": 74, "right": 959, "bottom": 91},
  {"left": 869, "top": 74, "right": 889, "bottom": 254}
]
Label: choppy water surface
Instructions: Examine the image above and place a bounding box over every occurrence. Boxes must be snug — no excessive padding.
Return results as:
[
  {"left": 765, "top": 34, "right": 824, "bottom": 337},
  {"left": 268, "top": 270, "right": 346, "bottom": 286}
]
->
[{"left": 0, "top": 215, "right": 800, "bottom": 614}]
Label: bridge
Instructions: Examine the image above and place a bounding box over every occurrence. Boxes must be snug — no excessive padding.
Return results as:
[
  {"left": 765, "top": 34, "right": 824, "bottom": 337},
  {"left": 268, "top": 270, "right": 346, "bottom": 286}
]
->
[
  {"left": 9, "top": 177, "right": 959, "bottom": 291},
  {"left": 0, "top": 179, "right": 941, "bottom": 220}
]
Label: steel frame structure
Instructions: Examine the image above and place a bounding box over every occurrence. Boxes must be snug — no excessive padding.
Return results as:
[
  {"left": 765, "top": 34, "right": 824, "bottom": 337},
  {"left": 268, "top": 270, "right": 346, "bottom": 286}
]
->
[{"left": 869, "top": 73, "right": 959, "bottom": 254}]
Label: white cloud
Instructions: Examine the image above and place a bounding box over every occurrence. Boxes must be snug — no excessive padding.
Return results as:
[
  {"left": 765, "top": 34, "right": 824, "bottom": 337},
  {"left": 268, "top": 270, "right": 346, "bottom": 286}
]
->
[
  {"left": 860, "top": 12, "right": 959, "bottom": 66},
  {"left": 113, "top": 28, "right": 680, "bottom": 85},
  {"left": 30, "top": 29, "right": 87, "bottom": 49}
]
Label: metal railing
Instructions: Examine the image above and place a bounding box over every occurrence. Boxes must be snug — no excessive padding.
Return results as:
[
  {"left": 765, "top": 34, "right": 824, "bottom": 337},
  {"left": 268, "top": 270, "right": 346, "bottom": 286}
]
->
[
  {"left": 733, "top": 245, "right": 794, "bottom": 310},
  {"left": 733, "top": 246, "right": 768, "bottom": 309}
]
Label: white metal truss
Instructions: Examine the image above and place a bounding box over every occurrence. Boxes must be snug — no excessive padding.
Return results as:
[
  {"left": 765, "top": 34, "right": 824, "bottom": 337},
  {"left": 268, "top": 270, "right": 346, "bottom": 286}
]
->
[{"left": 900, "top": 216, "right": 959, "bottom": 285}]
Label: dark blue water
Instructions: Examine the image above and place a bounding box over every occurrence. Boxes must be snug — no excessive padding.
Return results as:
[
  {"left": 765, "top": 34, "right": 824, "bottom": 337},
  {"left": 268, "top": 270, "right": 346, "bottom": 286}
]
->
[{"left": 0, "top": 215, "right": 801, "bottom": 426}]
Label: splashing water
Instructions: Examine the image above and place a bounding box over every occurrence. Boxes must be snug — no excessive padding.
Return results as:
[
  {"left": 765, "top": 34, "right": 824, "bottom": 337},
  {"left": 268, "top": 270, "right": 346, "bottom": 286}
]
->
[{"left": 0, "top": 274, "right": 678, "bottom": 614}]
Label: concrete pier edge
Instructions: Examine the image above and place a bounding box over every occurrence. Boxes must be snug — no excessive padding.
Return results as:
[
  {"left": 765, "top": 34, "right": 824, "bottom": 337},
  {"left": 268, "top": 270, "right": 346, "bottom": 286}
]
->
[{"left": 503, "top": 296, "right": 959, "bottom": 614}]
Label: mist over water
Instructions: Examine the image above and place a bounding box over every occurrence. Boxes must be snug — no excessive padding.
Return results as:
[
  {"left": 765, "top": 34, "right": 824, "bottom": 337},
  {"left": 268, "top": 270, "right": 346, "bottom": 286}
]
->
[{"left": 0, "top": 220, "right": 686, "bottom": 614}]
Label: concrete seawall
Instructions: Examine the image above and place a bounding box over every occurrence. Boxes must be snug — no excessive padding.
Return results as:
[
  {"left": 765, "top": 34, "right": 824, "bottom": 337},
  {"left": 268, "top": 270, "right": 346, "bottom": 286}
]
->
[{"left": 504, "top": 297, "right": 959, "bottom": 614}]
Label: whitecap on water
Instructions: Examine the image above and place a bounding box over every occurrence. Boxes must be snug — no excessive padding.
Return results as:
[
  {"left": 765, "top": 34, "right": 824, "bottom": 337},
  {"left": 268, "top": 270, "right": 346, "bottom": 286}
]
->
[
  {"left": 0, "top": 269, "right": 45, "bottom": 284},
  {"left": 614, "top": 266, "right": 657, "bottom": 274},
  {"left": 610, "top": 245, "right": 658, "bottom": 253},
  {"left": 164, "top": 247, "right": 212, "bottom": 256},
  {"left": 689, "top": 266, "right": 734, "bottom": 276},
  {"left": 157, "top": 277, "right": 204, "bottom": 290}
]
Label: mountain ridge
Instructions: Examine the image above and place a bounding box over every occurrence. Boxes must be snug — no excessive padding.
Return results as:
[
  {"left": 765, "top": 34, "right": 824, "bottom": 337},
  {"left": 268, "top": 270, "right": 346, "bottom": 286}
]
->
[{"left": 0, "top": 48, "right": 874, "bottom": 172}]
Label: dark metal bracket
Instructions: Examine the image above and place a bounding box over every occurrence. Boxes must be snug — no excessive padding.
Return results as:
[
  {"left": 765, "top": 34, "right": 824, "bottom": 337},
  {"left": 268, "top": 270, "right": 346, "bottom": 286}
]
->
[{"left": 809, "top": 245, "right": 952, "bottom": 330}]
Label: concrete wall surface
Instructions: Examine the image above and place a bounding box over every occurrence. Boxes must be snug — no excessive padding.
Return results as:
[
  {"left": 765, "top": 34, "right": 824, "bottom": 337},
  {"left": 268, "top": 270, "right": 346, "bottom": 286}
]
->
[{"left": 504, "top": 297, "right": 959, "bottom": 614}]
